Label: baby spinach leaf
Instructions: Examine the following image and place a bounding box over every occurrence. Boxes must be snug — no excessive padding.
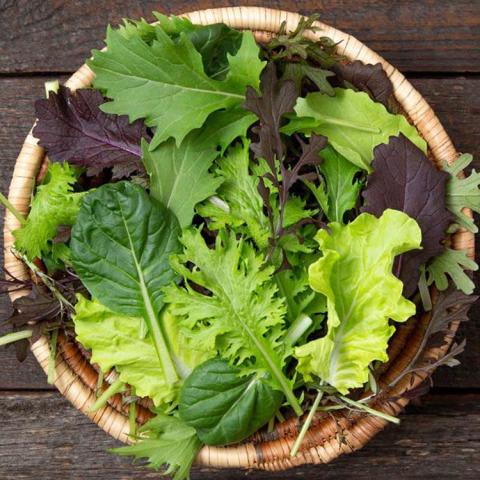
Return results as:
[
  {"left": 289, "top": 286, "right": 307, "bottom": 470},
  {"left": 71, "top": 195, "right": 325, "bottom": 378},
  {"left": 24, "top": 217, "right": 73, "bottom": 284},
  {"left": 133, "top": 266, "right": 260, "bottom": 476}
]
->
[
  {"left": 295, "top": 210, "right": 421, "bottom": 393},
  {"left": 111, "top": 412, "right": 202, "bottom": 480},
  {"left": 89, "top": 23, "right": 265, "bottom": 149},
  {"left": 14, "top": 162, "right": 86, "bottom": 260},
  {"left": 163, "top": 229, "right": 302, "bottom": 416},
  {"left": 33, "top": 86, "right": 146, "bottom": 179},
  {"left": 443, "top": 153, "right": 480, "bottom": 233},
  {"left": 334, "top": 61, "right": 393, "bottom": 107},
  {"left": 426, "top": 248, "right": 478, "bottom": 295},
  {"left": 70, "top": 182, "right": 181, "bottom": 384},
  {"left": 179, "top": 358, "right": 282, "bottom": 445},
  {"left": 282, "top": 88, "right": 427, "bottom": 171},
  {"left": 362, "top": 134, "right": 451, "bottom": 296}
]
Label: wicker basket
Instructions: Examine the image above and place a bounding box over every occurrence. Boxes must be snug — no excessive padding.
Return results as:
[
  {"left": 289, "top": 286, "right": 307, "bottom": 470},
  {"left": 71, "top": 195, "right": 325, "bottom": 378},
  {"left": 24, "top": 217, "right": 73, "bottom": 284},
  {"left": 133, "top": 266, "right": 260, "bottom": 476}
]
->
[{"left": 2, "top": 6, "right": 475, "bottom": 472}]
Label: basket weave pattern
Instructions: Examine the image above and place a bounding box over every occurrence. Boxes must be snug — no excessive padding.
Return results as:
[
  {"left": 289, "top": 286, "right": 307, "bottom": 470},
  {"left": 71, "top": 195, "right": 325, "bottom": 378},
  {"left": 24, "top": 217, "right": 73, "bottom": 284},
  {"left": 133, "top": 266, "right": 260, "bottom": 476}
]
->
[{"left": 2, "top": 6, "right": 474, "bottom": 471}]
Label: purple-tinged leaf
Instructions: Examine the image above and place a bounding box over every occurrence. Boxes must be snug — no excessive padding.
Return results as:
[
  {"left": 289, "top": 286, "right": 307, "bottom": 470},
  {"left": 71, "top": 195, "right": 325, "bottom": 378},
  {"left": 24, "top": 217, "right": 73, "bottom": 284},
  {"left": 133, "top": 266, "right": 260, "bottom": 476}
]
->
[
  {"left": 33, "top": 86, "right": 147, "bottom": 179},
  {"left": 362, "top": 134, "right": 451, "bottom": 296},
  {"left": 335, "top": 61, "right": 393, "bottom": 107}
]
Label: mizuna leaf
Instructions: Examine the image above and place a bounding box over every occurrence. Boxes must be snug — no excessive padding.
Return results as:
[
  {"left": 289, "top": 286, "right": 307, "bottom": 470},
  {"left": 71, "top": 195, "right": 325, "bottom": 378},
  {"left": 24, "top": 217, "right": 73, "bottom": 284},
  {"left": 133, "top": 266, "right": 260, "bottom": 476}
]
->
[
  {"left": 163, "top": 229, "right": 303, "bottom": 416},
  {"left": 111, "top": 412, "right": 202, "bottom": 480},
  {"left": 294, "top": 209, "right": 421, "bottom": 393},
  {"left": 426, "top": 248, "right": 478, "bottom": 295},
  {"left": 73, "top": 296, "right": 213, "bottom": 406},
  {"left": 281, "top": 88, "right": 427, "bottom": 171},
  {"left": 196, "top": 141, "right": 271, "bottom": 249},
  {"left": 33, "top": 86, "right": 146, "bottom": 179},
  {"left": 307, "top": 145, "right": 362, "bottom": 223},
  {"left": 283, "top": 63, "right": 335, "bottom": 96},
  {"left": 362, "top": 134, "right": 451, "bottom": 296},
  {"left": 14, "top": 162, "right": 86, "bottom": 260},
  {"left": 443, "top": 153, "right": 480, "bottom": 233},
  {"left": 179, "top": 358, "right": 282, "bottom": 445},
  {"left": 334, "top": 61, "right": 393, "bottom": 106},
  {"left": 70, "top": 182, "right": 182, "bottom": 385},
  {"left": 89, "top": 25, "right": 265, "bottom": 149}
]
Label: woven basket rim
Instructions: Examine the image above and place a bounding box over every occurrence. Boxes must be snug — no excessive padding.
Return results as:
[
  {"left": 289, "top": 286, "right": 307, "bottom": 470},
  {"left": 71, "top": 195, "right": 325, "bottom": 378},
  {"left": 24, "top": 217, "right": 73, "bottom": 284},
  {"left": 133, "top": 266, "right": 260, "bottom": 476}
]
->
[{"left": 2, "top": 5, "right": 475, "bottom": 471}]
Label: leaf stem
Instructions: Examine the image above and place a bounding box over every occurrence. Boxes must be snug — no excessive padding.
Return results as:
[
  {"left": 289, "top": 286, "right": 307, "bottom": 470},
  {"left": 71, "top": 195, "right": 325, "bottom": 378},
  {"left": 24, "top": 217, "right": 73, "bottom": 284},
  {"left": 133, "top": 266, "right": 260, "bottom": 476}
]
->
[
  {"left": 129, "top": 386, "right": 137, "bottom": 437},
  {"left": 0, "top": 329, "right": 32, "bottom": 346},
  {"left": 290, "top": 389, "right": 323, "bottom": 457},
  {"left": 0, "top": 192, "right": 27, "bottom": 225},
  {"left": 339, "top": 395, "right": 400, "bottom": 424},
  {"left": 286, "top": 314, "right": 313, "bottom": 345},
  {"left": 89, "top": 378, "right": 125, "bottom": 413},
  {"left": 47, "top": 328, "right": 59, "bottom": 384}
]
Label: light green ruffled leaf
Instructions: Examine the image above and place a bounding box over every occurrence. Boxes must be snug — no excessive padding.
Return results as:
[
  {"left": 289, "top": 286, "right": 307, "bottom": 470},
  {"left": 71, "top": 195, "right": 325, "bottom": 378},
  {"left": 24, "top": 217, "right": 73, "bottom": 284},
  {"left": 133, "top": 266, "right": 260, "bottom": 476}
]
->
[{"left": 294, "top": 209, "right": 422, "bottom": 394}]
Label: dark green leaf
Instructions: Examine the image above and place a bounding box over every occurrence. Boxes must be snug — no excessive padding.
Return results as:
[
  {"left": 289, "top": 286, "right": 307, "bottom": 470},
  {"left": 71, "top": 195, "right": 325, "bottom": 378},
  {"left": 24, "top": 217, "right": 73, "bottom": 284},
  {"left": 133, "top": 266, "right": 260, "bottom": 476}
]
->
[{"left": 179, "top": 358, "right": 282, "bottom": 445}]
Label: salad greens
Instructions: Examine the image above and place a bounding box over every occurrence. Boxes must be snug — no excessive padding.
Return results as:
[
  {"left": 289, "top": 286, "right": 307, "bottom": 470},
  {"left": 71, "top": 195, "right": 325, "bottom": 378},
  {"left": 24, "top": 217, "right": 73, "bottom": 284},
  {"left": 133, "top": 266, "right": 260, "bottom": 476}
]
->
[{"left": 1, "top": 11, "right": 478, "bottom": 480}]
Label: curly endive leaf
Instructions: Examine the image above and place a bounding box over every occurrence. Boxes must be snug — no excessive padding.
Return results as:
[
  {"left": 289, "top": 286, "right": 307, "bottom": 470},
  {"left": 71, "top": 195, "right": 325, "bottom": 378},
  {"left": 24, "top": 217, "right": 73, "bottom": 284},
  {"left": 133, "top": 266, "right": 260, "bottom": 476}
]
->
[
  {"left": 13, "top": 162, "right": 85, "bottom": 260},
  {"left": 163, "top": 230, "right": 302, "bottom": 415},
  {"left": 426, "top": 248, "right": 478, "bottom": 295},
  {"left": 33, "top": 86, "right": 146, "bottom": 179},
  {"left": 362, "top": 134, "right": 450, "bottom": 296},
  {"left": 73, "top": 296, "right": 213, "bottom": 406},
  {"left": 111, "top": 412, "right": 202, "bottom": 480},
  {"left": 196, "top": 141, "right": 270, "bottom": 249},
  {"left": 89, "top": 24, "right": 265, "bottom": 149},
  {"left": 294, "top": 209, "right": 421, "bottom": 393},
  {"left": 282, "top": 88, "right": 427, "bottom": 171},
  {"left": 443, "top": 153, "right": 480, "bottom": 233}
]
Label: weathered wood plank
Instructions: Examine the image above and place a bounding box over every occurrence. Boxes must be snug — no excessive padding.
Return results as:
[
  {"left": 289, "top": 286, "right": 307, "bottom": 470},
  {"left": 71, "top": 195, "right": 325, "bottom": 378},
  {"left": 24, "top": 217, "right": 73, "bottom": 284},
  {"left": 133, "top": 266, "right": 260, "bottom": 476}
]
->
[
  {"left": 0, "top": 1, "right": 479, "bottom": 74},
  {"left": 0, "top": 392, "right": 478, "bottom": 478}
]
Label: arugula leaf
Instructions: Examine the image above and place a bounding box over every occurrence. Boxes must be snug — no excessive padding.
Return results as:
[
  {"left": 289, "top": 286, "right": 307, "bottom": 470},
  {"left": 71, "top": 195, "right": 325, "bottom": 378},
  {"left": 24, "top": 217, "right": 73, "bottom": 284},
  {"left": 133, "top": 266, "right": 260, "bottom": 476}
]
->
[
  {"left": 14, "top": 162, "right": 85, "bottom": 260},
  {"left": 294, "top": 209, "right": 421, "bottom": 393},
  {"left": 70, "top": 182, "right": 181, "bottom": 385},
  {"left": 307, "top": 145, "right": 362, "bottom": 223},
  {"left": 179, "top": 358, "right": 282, "bottom": 445},
  {"left": 89, "top": 24, "right": 265, "bottom": 149},
  {"left": 334, "top": 61, "right": 393, "bottom": 107},
  {"left": 281, "top": 88, "right": 427, "bottom": 171},
  {"left": 163, "top": 229, "right": 302, "bottom": 416},
  {"left": 196, "top": 141, "right": 270, "bottom": 249},
  {"left": 443, "top": 153, "right": 480, "bottom": 233},
  {"left": 73, "top": 296, "right": 213, "bottom": 406},
  {"left": 33, "top": 86, "right": 146, "bottom": 179},
  {"left": 426, "top": 248, "right": 478, "bottom": 295},
  {"left": 362, "top": 134, "right": 451, "bottom": 296},
  {"left": 119, "top": 13, "right": 243, "bottom": 79},
  {"left": 111, "top": 412, "right": 202, "bottom": 480}
]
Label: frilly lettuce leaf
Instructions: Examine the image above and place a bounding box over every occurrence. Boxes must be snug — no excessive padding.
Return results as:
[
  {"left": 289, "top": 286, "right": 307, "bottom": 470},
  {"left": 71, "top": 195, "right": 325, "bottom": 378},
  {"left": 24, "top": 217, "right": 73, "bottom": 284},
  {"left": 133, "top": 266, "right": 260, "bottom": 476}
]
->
[
  {"left": 13, "top": 162, "right": 85, "bottom": 260},
  {"left": 294, "top": 209, "right": 422, "bottom": 394},
  {"left": 73, "top": 295, "right": 214, "bottom": 407},
  {"left": 163, "top": 229, "right": 303, "bottom": 415}
]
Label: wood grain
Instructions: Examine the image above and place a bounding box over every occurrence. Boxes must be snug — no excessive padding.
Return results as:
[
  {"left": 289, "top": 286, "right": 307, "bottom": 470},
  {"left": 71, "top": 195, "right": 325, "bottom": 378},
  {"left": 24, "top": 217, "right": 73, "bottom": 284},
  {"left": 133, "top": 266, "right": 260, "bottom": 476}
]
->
[
  {"left": 0, "top": 1, "right": 479, "bottom": 74},
  {"left": 0, "top": 391, "right": 478, "bottom": 478}
]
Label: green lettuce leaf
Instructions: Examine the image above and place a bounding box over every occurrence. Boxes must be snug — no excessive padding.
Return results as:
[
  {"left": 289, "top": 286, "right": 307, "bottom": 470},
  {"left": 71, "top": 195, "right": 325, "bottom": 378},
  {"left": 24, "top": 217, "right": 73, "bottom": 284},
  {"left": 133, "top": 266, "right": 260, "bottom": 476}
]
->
[
  {"left": 196, "top": 141, "right": 270, "bottom": 249},
  {"left": 306, "top": 145, "right": 362, "bottom": 223},
  {"left": 443, "top": 153, "right": 480, "bottom": 233},
  {"left": 163, "top": 229, "right": 302, "bottom": 416},
  {"left": 89, "top": 23, "right": 265, "bottom": 149},
  {"left": 294, "top": 209, "right": 421, "bottom": 393},
  {"left": 281, "top": 88, "right": 427, "bottom": 171},
  {"left": 73, "top": 296, "right": 213, "bottom": 407},
  {"left": 111, "top": 412, "right": 202, "bottom": 480},
  {"left": 13, "top": 162, "right": 85, "bottom": 260},
  {"left": 426, "top": 248, "right": 478, "bottom": 295}
]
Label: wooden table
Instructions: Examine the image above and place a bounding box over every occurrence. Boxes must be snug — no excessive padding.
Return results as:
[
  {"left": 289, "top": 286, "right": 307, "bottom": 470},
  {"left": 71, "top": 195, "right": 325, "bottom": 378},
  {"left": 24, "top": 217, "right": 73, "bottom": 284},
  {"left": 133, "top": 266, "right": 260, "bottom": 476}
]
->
[{"left": 0, "top": 1, "right": 479, "bottom": 478}]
